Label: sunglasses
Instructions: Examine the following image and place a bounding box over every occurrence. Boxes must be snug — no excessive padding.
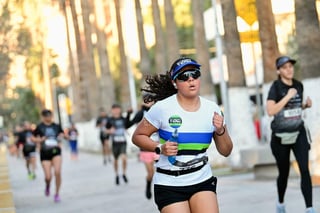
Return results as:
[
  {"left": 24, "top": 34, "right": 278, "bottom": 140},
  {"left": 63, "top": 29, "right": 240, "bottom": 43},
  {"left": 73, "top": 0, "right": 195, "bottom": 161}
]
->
[{"left": 175, "top": 69, "right": 201, "bottom": 82}]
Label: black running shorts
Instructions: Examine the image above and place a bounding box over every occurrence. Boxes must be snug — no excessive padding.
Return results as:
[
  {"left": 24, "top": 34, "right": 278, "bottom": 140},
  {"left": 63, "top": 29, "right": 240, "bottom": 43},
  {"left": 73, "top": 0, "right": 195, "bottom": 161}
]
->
[
  {"left": 112, "top": 143, "right": 126, "bottom": 159},
  {"left": 154, "top": 176, "right": 217, "bottom": 211},
  {"left": 40, "top": 147, "right": 61, "bottom": 161},
  {"left": 23, "top": 144, "right": 36, "bottom": 158}
]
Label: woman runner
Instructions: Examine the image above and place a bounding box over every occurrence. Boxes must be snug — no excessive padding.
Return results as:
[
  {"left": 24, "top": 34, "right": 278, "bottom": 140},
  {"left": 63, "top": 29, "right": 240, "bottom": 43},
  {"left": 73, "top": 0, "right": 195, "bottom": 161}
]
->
[{"left": 132, "top": 57, "right": 233, "bottom": 213}]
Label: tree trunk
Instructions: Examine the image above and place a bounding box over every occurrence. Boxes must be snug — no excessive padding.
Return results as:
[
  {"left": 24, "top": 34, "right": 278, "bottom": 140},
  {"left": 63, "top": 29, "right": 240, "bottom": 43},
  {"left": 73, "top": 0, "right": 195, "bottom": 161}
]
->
[
  {"left": 295, "top": 0, "right": 320, "bottom": 79},
  {"left": 256, "top": 0, "right": 280, "bottom": 83},
  {"left": 80, "top": 0, "right": 100, "bottom": 117},
  {"left": 42, "top": 44, "right": 53, "bottom": 110},
  {"left": 221, "top": 0, "right": 246, "bottom": 87},
  {"left": 114, "top": 0, "right": 130, "bottom": 107},
  {"left": 134, "top": 0, "right": 152, "bottom": 82},
  {"left": 92, "top": 0, "right": 115, "bottom": 111},
  {"left": 191, "top": 0, "right": 215, "bottom": 96},
  {"left": 164, "top": 0, "right": 180, "bottom": 62},
  {"left": 70, "top": 0, "right": 91, "bottom": 121},
  {"left": 151, "top": 0, "right": 168, "bottom": 73},
  {"left": 221, "top": 0, "right": 258, "bottom": 166},
  {"left": 60, "top": 0, "right": 81, "bottom": 123}
]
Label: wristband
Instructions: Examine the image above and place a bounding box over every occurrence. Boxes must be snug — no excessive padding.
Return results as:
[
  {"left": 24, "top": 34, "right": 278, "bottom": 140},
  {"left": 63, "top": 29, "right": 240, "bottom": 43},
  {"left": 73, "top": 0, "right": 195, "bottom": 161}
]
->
[{"left": 215, "top": 126, "right": 225, "bottom": 136}]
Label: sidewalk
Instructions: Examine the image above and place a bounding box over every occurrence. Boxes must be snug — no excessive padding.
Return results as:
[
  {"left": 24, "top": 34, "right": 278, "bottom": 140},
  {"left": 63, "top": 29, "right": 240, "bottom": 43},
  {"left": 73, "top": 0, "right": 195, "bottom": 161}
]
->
[{"left": 6, "top": 145, "right": 320, "bottom": 213}]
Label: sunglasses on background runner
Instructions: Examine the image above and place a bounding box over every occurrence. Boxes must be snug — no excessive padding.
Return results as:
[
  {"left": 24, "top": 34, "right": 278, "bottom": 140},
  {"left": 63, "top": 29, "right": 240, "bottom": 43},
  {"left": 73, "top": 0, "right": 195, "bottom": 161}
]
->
[{"left": 176, "top": 69, "right": 201, "bottom": 82}]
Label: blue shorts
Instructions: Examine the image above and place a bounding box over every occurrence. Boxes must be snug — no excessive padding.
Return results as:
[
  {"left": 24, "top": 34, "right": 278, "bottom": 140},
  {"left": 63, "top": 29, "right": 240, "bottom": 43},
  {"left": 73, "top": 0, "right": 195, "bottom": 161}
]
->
[
  {"left": 69, "top": 140, "right": 78, "bottom": 153},
  {"left": 154, "top": 176, "right": 217, "bottom": 211}
]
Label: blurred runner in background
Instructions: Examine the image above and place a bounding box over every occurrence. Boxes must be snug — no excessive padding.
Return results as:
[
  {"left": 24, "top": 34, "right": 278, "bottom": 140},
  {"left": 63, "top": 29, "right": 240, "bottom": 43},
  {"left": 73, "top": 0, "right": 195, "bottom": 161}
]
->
[
  {"left": 32, "top": 109, "right": 64, "bottom": 203},
  {"left": 96, "top": 107, "right": 111, "bottom": 165}
]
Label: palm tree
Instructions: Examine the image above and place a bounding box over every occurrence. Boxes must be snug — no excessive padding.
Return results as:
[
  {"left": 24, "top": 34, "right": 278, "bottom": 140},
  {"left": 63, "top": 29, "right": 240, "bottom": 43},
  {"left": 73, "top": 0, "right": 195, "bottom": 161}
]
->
[
  {"left": 220, "top": 0, "right": 258, "bottom": 157},
  {"left": 58, "top": 0, "right": 82, "bottom": 122},
  {"left": 69, "top": 0, "right": 91, "bottom": 121},
  {"left": 41, "top": 40, "right": 53, "bottom": 110},
  {"left": 114, "top": 0, "right": 130, "bottom": 107},
  {"left": 191, "top": 0, "right": 215, "bottom": 96},
  {"left": 92, "top": 0, "right": 115, "bottom": 110},
  {"left": 13, "top": 0, "right": 53, "bottom": 111},
  {"left": 164, "top": 0, "right": 180, "bottom": 61},
  {"left": 255, "top": 0, "right": 280, "bottom": 145},
  {"left": 294, "top": 0, "right": 320, "bottom": 79},
  {"left": 151, "top": 0, "right": 168, "bottom": 73},
  {"left": 134, "top": 0, "right": 152, "bottom": 83},
  {"left": 256, "top": 0, "right": 280, "bottom": 83},
  {"left": 80, "top": 0, "right": 100, "bottom": 117}
]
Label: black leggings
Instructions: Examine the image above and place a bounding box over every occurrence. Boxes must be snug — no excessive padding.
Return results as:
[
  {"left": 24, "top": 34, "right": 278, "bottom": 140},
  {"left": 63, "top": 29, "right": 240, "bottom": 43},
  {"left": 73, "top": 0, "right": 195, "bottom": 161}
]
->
[{"left": 271, "top": 127, "right": 312, "bottom": 207}]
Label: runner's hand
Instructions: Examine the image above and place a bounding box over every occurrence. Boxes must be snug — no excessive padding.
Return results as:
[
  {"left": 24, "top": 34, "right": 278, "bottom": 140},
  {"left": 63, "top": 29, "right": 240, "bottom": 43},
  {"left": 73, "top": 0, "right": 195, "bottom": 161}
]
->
[
  {"left": 287, "top": 88, "right": 297, "bottom": 99},
  {"left": 212, "top": 112, "right": 224, "bottom": 134},
  {"left": 305, "top": 96, "right": 312, "bottom": 108},
  {"left": 162, "top": 142, "right": 178, "bottom": 156}
]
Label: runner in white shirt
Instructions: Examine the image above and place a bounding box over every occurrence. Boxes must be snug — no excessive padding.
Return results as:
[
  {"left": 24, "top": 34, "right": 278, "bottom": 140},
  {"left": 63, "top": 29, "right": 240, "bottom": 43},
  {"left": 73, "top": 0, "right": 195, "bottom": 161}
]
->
[{"left": 132, "top": 57, "right": 233, "bottom": 213}]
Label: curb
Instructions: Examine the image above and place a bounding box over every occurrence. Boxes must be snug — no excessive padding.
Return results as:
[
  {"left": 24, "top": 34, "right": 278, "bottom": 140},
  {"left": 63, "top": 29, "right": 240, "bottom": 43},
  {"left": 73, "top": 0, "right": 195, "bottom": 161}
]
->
[{"left": 0, "top": 143, "right": 16, "bottom": 213}]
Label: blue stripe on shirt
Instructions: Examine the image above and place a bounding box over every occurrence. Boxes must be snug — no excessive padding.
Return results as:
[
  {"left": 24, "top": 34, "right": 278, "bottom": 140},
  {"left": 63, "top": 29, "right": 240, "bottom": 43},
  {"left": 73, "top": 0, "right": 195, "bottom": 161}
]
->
[{"left": 158, "top": 129, "right": 213, "bottom": 144}]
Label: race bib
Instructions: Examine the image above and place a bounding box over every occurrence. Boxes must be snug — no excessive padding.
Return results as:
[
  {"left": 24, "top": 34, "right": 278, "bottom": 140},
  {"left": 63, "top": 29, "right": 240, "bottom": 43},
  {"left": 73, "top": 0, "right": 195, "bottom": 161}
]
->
[
  {"left": 45, "top": 139, "right": 58, "bottom": 146},
  {"left": 70, "top": 133, "right": 77, "bottom": 141},
  {"left": 26, "top": 139, "right": 35, "bottom": 146},
  {"left": 113, "top": 135, "right": 126, "bottom": 142},
  {"left": 284, "top": 108, "right": 301, "bottom": 118}
]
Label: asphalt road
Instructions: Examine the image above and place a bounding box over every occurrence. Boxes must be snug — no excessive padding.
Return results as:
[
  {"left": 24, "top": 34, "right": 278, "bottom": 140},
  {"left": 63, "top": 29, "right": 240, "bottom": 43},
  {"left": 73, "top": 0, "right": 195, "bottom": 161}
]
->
[{"left": 6, "top": 145, "right": 320, "bottom": 213}]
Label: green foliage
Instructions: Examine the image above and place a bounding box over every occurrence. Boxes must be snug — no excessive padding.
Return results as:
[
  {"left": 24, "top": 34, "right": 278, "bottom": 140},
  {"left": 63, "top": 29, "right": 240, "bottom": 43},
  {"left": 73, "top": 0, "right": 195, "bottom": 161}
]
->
[
  {"left": 0, "top": 1, "right": 13, "bottom": 78},
  {"left": 177, "top": 25, "right": 194, "bottom": 49},
  {"left": 172, "top": 0, "right": 193, "bottom": 27},
  {"left": 0, "top": 87, "right": 40, "bottom": 128},
  {"left": 25, "top": 43, "right": 43, "bottom": 80},
  {"left": 0, "top": 1, "right": 12, "bottom": 34},
  {"left": 50, "top": 63, "right": 60, "bottom": 78},
  {"left": 16, "top": 28, "right": 32, "bottom": 55},
  {"left": 204, "top": 0, "right": 213, "bottom": 10},
  {"left": 0, "top": 53, "right": 11, "bottom": 78}
]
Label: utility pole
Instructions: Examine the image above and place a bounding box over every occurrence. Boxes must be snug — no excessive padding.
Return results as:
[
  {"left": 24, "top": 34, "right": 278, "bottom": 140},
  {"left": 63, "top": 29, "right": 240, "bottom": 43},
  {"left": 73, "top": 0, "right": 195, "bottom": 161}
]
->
[{"left": 211, "top": 0, "right": 231, "bottom": 129}]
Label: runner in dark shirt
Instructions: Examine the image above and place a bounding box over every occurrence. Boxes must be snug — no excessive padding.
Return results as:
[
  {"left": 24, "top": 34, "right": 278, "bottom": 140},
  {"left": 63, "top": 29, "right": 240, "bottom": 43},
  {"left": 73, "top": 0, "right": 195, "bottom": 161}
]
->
[
  {"left": 266, "top": 56, "right": 315, "bottom": 213},
  {"left": 32, "top": 109, "right": 64, "bottom": 203},
  {"left": 96, "top": 107, "right": 111, "bottom": 165},
  {"left": 21, "top": 121, "right": 37, "bottom": 180},
  {"left": 106, "top": 104, "right": 132, "bottom": 185}
]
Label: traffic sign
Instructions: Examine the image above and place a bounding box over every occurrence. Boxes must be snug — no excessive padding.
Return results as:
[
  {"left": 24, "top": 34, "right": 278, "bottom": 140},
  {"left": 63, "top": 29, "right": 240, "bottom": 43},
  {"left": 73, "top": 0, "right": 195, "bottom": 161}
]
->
[
  {"left": 234, "top": 0, "right": 258, "bottom": 26},
  {"left": 239, "top": 30, "right": 260, "bottom": 43}
]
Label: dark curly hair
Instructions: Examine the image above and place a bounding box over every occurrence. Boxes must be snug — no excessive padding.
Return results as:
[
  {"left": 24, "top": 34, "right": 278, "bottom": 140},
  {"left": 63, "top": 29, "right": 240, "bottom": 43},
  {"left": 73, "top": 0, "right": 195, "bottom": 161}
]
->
[{"left": 141, "top": 71, "right": 177, "bottom": 103}]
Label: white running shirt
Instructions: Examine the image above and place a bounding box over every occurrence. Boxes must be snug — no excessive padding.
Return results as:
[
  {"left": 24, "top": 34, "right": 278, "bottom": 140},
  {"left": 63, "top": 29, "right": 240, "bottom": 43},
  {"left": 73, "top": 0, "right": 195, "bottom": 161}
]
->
[{"left": 144, "top": 94, "right": 223, "bottom": 186}]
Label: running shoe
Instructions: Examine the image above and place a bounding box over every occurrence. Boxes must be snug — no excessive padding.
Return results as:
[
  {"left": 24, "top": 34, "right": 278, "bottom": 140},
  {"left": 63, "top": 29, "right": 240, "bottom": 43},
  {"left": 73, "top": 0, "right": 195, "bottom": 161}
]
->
[
  {"left": 28, "top": 172, "right": 36, "bottom": 180},
  {"left": 103, "top": 158, "right": 107, "bottom": 165},
  {"left": 123, "top": 175, "right": 128, "bottom": 183},
  {"left": 276, "top": 203, "right": 286, "bottom": 213},
  {"left": 28, "top": 173, "right": 33, "bottom": 180},
  {"left": 54, "top": 194, "right": 61, "bottom": 203},
  {"left": 45, "top": 186, "right": 50, "bottom": 196},
  {"left": 116, "top": 176, "right": 119, "bottom": 185},
  {"left": 306, "top": 207, "right": 316, "bottom": 213}
]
